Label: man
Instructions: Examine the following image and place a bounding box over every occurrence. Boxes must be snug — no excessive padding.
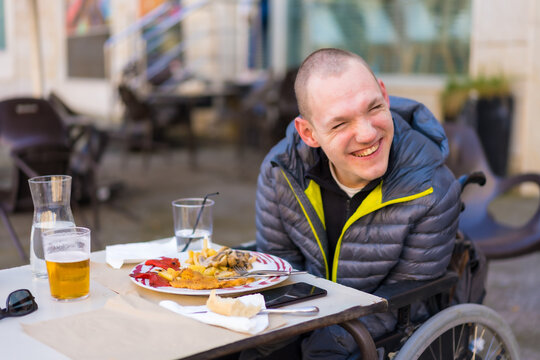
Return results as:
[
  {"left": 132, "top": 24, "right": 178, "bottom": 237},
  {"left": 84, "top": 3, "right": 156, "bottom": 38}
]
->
[{"left": 255, "top": 48, "right": 461, "bottom": 358}]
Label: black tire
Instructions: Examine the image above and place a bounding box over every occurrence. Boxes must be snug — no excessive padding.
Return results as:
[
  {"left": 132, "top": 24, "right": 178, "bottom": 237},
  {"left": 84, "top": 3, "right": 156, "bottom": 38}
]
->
[{"left": 394, "top": 304, "right": 520, "bottom": 360}]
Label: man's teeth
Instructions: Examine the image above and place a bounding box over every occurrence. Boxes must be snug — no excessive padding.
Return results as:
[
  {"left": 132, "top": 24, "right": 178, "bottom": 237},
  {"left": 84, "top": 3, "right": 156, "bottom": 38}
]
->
[{"left": 353, "top": 143, "right": 379, "bottom": 157}]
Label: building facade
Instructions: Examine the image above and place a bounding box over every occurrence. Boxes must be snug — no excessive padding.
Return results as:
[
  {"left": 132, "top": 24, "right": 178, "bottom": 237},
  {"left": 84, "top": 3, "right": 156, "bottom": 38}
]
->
[{"left": 0, "top": 0, "right": 538, "bottom": 178}]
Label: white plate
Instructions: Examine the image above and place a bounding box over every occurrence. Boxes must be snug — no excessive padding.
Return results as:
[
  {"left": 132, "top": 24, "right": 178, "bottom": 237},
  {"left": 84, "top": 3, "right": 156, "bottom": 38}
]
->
[{"left": 129, "top": 251, "right": 292, "bottom": 295}]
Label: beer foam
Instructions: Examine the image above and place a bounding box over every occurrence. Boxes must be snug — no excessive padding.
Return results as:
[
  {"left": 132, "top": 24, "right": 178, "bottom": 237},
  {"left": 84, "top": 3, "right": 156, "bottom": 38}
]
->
[{"left": 45, "top": 251, "right": 89, "bottom": 263}]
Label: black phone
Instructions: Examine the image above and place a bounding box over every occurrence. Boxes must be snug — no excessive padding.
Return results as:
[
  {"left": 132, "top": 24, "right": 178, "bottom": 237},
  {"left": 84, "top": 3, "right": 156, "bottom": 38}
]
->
[{"left": 261, "top": 282, "right": 327, "bottom": 308}]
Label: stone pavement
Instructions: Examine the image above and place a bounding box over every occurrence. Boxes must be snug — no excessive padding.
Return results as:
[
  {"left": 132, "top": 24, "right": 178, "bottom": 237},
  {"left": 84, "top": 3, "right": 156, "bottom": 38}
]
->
[{"left": 0, "top": 144, "right": 538, "bottom": 359}]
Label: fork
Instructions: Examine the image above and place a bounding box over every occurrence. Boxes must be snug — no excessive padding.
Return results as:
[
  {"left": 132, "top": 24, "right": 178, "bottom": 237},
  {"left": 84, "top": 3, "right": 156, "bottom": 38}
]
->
[{"left": 232, "top": 266, "right": 308, "bottom": 277}]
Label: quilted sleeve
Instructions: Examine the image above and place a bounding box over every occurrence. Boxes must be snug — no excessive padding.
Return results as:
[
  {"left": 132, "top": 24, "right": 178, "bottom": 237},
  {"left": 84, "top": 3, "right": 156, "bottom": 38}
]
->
[{"left": 255, "top": 160, "right": 305, "bottom": 270}]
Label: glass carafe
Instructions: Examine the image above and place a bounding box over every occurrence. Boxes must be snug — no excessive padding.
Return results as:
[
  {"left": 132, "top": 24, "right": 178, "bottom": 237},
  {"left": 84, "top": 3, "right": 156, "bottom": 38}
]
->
[{"left": 28, "top": 175, "right": 75, "bottom": 278}]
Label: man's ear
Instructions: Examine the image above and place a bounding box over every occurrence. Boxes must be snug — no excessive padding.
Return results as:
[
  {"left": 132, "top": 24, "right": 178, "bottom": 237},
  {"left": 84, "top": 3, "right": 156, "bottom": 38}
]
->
[
  {"left": 378, "top": 79, "right": 390, "bottom": 106},
  {"left": 294, "top": 116, "right": 320, "bottom": 148}
]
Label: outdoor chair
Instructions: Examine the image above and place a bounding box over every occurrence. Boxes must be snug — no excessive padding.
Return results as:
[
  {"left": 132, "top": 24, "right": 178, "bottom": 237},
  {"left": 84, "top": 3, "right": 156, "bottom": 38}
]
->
[
  {"left": 236, "top": 67, "right": 300, "bottom": 154},
  {"left": 48, "top": 90, "right": 95, "bottom": 127},
  {"left": 0, "top": 97, "right": 72, "bottom": 260},
  {"left": 47, "top": 91, "right": 136, "bottom": 230},
  {"left": 443, "top": 121, "right": 540, "bottom": 259},
  {"left": 116, "top": 83, "right": 156, "bottom": 153},
  {"left": 115, "top": 83, "right": 185, "bottom": 169},
  {"left": 0, "top": 97, "right": 103, "bottom": 259}
]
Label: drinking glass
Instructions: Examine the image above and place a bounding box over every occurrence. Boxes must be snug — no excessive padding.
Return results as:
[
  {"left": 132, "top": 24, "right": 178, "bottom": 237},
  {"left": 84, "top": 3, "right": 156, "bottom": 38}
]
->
[
  {"left": 172, "top": 198, "right": 214, "bottom": 251},
  {"left": 28, "top": 175, "right": 76, "bottom": 278},
  {"left": 42, "top": 227, "right": 91, "bottom": 301}
]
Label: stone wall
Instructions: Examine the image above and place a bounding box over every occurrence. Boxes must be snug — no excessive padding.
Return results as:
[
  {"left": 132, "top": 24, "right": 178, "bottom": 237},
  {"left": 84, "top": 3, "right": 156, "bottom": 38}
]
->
[{"left": 470, "top": 0, "right": 540, "bottom": 179}]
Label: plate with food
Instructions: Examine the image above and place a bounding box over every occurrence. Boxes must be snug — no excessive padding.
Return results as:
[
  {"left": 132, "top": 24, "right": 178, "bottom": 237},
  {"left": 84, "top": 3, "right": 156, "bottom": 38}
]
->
[{"left": 129, "top": 245, "right": 292, "bottom": 295}]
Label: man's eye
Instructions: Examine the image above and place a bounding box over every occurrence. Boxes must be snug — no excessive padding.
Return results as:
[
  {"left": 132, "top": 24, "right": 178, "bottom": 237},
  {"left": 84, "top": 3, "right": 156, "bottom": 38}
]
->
[
  {"left": 370, "top": 104, "right": 383, "bottom": 112},
  {"left": 332, "top": 123, "right": 344, "bottom": 130}
]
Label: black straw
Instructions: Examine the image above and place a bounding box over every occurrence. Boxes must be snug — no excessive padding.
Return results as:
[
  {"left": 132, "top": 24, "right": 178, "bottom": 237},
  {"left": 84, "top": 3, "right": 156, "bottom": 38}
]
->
[{"left": 180, "top": 192, "right": 219, "bottom": 252}]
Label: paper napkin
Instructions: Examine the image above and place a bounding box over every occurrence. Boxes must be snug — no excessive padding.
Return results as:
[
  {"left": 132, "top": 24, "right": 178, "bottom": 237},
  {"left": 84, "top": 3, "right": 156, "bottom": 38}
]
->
[
  {"left": 159, "top": 293, "right": 269, "bottom": 335},
  {"left": 105, "top": 238, "right": 178, "bottom": 269}
]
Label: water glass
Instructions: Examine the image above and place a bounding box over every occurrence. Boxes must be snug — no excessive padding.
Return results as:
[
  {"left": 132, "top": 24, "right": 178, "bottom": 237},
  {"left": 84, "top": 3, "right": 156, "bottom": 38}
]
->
[
  {"left": 172, "top": 198, "right": 214, "bottom": 251},
  {"left": 28, "top": 175, "right": 75, "bottom": 278},
  {"left": 42, "top": 227, "right": 91, "bottom": 301}
]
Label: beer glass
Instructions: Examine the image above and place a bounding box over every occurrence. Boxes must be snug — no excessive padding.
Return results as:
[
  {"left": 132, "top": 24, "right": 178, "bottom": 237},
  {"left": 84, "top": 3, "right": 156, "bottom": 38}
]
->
[
  {"left": 42, "top": 227, "right": 91, "bottom": 301},
  {"left": 28, "top": 175, "right": 75, "bottom": 278}
]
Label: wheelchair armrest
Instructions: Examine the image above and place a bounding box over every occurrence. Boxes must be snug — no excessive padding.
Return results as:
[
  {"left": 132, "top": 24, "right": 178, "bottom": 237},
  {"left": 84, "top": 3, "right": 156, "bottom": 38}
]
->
[{"left": 374, "top": 272, "right": 459, "bottom": 311}]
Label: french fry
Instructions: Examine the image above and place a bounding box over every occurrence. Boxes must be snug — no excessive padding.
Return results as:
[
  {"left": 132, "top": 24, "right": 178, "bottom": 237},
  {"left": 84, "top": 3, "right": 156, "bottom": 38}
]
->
[
  {"left": 157, "top": 268, "right": 178, "bottom": 281},
  {"left": 188, "top": 264, "right": 206, "bottom": 273},
  {"left": 203, "top": 267, "right": 216, "bottom": 276}
]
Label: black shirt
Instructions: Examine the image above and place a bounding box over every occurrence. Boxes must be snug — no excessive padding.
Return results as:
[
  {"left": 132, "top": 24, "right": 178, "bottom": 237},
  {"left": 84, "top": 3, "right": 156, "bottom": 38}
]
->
[{"left": 306, "top": 149, "right": 381, "bottom": 264}]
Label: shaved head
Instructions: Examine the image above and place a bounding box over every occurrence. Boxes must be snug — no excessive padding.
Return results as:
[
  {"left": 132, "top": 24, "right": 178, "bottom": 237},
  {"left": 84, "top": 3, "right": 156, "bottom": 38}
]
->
[{"left": 294, "top": 48, "right": 377, "bottom": 120}]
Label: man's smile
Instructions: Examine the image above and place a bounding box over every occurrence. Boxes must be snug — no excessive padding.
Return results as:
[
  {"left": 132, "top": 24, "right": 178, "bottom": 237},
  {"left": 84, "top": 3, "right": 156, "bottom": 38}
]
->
[{"left": 351, "top": 140, "right": 380, "bottom": 158}]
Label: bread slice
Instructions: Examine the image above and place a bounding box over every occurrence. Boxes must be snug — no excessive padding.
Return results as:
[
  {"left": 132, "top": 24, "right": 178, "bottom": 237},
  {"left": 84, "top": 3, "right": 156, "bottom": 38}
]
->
[{"left": 206, "top": 290, "right": 261, "bottom": 318}]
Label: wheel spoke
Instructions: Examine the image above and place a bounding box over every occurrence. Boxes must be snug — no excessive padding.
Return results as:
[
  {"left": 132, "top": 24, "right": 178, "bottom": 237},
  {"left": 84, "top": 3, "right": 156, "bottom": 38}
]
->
[
  {"left": 428, "top": 341, "right": 437, "bottom": 360},
  {"left": 471, "top": 325, "right": 478, "bottom": 360},
  {"left": 438, "top": 331, "right": 442, "bottom": 359},
  {"left": 484, "top": 334, "right": 496, "bottom": 360},
  {"left": 452, "top": 326, "right": 456, "bottom": 360},
  {"left": 455, "top": 324, "right": 466, "bottom": 359}
]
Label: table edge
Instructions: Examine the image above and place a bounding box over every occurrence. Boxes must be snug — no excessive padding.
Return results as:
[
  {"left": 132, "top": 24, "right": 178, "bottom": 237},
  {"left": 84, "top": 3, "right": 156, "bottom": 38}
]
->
[{"left": 182, "top": 300, "right": 388, "bottom": 360}]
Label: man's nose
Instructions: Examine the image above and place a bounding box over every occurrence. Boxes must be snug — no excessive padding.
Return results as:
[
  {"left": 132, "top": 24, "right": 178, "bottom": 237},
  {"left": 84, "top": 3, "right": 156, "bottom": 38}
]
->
[{"left": 353, "top": 119, "right": 376, "bottom": 144}]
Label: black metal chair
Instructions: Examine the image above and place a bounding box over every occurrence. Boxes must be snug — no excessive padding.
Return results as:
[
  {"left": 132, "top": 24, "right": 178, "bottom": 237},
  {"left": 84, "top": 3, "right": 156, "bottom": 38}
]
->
[
  {"left": 47, "top": 91, "right": 109, "bottom": 207},
  {"left": 0, "top": 98, "right": 73, "bottom": 260},
  {"left": 0, "top": 97, "right": 106, "bottom": 259},
  {"left": 444, "top": 121, "right": 540, "bottom": 259}
]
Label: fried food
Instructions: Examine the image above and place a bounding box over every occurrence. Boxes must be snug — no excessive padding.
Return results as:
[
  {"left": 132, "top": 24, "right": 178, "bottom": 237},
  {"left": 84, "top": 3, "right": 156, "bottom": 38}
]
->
[
  {"left": 136, "top": 244, "right": 259, "bottom": 290},
  {"left": 169, "top": 268, "right": 254, "bottom": 290}
]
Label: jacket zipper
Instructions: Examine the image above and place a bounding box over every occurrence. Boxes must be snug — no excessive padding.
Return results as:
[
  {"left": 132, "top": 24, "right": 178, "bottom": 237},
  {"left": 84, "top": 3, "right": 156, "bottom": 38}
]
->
[{"left": 331, "top": 183, "right": 434, "bottom": 282}]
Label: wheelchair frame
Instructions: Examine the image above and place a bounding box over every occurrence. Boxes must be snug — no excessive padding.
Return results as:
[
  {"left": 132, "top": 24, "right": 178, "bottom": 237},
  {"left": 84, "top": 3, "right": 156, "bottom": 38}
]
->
[{"left": 349, "top": 272, "right": 520, "bottom": 359}]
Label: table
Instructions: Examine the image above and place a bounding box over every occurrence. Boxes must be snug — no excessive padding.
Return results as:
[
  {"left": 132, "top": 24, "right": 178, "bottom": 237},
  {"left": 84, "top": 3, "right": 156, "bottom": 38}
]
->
[
  {"left": 0, "top": 248, "right": 387, "bottom": 360},
  {"left": 147, "top": 82, "right": 239, "bottom": 169}
]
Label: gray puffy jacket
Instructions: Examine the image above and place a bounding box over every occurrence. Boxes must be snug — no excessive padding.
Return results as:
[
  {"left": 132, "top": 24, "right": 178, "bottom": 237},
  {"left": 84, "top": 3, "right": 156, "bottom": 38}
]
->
[{"left": 255, "top": 97, "right": 461, "bottom": 356}]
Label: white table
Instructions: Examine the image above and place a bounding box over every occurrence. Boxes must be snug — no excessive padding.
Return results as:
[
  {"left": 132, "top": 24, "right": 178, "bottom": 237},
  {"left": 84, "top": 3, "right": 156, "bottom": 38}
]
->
[{"left": 0, "top": 249, "right": 387, "bottom": 360}]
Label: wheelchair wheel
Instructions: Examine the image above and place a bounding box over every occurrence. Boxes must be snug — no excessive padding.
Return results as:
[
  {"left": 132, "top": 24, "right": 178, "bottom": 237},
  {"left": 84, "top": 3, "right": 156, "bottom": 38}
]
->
[{"left": 394, "top": 304, "right": 520, "bottom": 360}]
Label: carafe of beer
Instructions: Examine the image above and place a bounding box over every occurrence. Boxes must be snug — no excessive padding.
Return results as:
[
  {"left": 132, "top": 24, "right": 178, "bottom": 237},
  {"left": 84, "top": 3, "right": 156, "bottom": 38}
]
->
[{"left": 28, "top": 175, "right": 75, "bottom": 278}]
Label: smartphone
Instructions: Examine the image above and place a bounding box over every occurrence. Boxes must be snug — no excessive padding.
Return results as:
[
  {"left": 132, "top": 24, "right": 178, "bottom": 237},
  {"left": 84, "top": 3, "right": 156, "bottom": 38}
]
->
[{"left": 261, "top": 282, "right": 327, "bottom": 308}]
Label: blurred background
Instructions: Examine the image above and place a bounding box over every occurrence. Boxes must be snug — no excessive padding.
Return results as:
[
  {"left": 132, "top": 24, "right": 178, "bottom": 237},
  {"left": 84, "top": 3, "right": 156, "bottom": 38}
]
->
[{"left": 0, "top": 0, "right": 538, "bottom": 358}]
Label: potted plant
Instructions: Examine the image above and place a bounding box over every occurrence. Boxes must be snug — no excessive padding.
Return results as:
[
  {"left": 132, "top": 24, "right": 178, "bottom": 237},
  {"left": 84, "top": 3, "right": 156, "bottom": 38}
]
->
[{"left": 441, "top": 74, "right": 513, "bottom": 176}]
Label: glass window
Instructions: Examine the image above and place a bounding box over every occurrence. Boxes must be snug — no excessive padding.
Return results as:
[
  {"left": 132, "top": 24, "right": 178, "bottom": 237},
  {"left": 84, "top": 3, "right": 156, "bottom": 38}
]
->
[
  {"left": 286, "top": 0, "right": 471, "bottom": 75},
  {"left": 65, "top": 0, "right": 111, "bottom": 78}
]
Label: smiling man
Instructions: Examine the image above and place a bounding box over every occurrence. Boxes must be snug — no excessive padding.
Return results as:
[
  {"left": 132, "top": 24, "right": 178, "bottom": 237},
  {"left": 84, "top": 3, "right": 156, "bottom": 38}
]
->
[{"left": 254, "top": 48, "right": 461, "bottom": 359}]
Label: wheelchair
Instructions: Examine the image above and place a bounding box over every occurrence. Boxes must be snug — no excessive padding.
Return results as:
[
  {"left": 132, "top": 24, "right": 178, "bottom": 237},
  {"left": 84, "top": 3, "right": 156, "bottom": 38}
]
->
[
  {"left": 353, "top": 172, "right": 521, "bottom": 360},
  {"left": 237, "top": 173, "right": 521, "bottom": 359}
]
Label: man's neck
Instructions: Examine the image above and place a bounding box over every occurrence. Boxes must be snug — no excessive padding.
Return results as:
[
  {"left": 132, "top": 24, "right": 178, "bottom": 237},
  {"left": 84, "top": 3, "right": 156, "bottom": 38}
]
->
[{"left": 329, "top": 162, "right": 365, "bottom": 198}]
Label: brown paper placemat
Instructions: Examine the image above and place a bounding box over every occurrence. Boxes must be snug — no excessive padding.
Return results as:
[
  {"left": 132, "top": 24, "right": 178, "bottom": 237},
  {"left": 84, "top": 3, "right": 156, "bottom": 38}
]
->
[
  {"left": 22, "top": 263, "right": 286, "bottom": 359},
  {"left": 22, "top": 293, "right": 286, "bottom": 360}
]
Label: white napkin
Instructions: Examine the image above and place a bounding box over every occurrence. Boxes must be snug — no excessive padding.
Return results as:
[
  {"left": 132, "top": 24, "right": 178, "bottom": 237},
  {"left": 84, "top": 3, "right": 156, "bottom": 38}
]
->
[
  {"left": 159, "top": 293, "right": 269, "bottom": 335},
  {"left": 105, "top": 238, "right": 178, "bottom": 269}
]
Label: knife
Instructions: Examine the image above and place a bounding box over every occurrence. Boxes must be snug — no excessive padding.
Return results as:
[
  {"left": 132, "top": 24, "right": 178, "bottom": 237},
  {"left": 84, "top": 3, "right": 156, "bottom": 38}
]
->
[
  {"left": 191, "top": 305, "right": 319, "bottom": 315},
  {"left": 217, "top": 270, "right": 308, "bottom": 280}
]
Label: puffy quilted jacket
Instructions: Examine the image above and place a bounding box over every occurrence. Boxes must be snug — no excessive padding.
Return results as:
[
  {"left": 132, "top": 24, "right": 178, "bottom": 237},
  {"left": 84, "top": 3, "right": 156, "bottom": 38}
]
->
[{"left": 255, "top": 97, "right": 461, "bottom": 356}]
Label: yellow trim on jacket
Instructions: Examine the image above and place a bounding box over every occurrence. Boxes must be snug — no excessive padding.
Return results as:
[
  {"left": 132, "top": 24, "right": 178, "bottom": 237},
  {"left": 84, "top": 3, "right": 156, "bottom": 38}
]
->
[
  {"left": 281, "top": 170, "right": 433, "bottom": 282},
  {"left": 331, "top": 182, "right": 434, "bottom": 282},
  {"left": 304, "top": 180, "right": 325, "bottom": 228},
  {"left": 280, "top": 170, "right": 330, "bottom": 279}
]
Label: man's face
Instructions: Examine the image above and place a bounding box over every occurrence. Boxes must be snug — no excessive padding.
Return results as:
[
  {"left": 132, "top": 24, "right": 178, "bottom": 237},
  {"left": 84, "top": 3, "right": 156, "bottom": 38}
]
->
[{"left": 295, "top": 61, "right": 394, "bottom": 188}]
